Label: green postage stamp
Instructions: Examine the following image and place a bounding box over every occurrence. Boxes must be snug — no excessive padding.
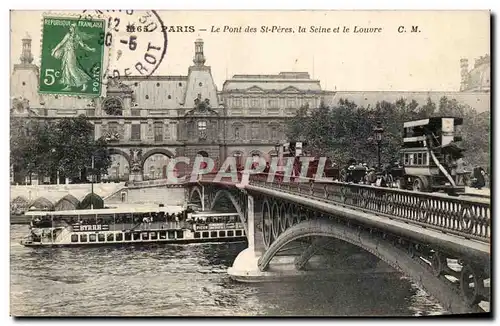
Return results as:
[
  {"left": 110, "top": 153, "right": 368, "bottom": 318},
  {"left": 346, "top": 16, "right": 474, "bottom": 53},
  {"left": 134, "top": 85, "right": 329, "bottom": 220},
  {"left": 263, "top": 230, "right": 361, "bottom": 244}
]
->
[{"left": 39, "top": 15, "right": 106, "bottom": 97}]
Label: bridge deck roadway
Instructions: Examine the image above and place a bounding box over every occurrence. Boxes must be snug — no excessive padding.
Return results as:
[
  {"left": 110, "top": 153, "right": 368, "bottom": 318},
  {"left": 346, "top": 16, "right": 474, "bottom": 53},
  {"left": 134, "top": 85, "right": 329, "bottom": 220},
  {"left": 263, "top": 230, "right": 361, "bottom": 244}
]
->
[{"left": 246, "top": 184, "right": 490, "bottom": 262}]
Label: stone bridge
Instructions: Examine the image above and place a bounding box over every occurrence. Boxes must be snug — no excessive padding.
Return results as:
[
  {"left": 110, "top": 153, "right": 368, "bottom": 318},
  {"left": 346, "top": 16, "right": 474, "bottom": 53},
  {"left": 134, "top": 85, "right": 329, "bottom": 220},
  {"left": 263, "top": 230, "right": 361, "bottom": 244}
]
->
[
  {"left": 127, "top": 174, "right": 492, "bottom": 313},
  {"left": 136, "top": 172, "right": 490, "bottom": 314}
]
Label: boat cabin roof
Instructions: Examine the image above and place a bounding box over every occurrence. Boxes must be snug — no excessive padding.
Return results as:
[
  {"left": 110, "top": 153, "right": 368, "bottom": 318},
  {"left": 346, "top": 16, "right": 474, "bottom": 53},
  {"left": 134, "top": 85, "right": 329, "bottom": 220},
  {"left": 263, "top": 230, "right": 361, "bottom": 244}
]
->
[
  {"left": 25, "top": 205, "right": 184, "bottom": 217},
  {"left": 189, "top": 212, "right": 240, "bottom": 217}
]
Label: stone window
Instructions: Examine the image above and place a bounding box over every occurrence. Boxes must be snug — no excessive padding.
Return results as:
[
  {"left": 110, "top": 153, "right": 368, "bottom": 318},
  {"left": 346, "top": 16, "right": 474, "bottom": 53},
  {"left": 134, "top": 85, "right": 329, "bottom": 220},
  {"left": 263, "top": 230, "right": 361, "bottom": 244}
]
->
[
  {"left": 233, "top": 98, "right": 242, "bottom": 108},
  {"left": 232, "top": 123, "right": 244, "bottom": 140},
  {"left": 198, "top": 120, "right": 207, "bottom": 140},
  {"left": 250, "top": 98, "right": 259, "bottom": 108},
  {"left": 130, "top": 124, "right": 141, "bottom": 141},
  {"left": 286, "top": 99, "right": 296, "bottom": 108},
  {"left": 269, "top": 99, "right": 279, "bottom": 108},
  {"left": 251, "top": 123, "right": 259, "bottom": 139},
  {"left": 270, "top": 125, "right": 278, "bottom": 140},
  {"left": 154, "top": 123, "right": 163, "bottom": 142}
]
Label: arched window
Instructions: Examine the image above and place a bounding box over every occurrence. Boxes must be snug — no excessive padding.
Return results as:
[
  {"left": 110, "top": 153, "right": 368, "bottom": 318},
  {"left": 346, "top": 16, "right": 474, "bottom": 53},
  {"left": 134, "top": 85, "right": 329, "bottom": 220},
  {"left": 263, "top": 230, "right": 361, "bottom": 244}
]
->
[{"left": 232, "top": 123, "right": 244, "bottom": 140}]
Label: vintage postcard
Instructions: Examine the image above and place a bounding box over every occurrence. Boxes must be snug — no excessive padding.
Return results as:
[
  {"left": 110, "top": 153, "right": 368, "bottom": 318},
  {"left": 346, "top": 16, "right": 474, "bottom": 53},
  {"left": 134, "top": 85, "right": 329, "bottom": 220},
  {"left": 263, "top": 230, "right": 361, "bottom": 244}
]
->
[{"left": 10, "top": 10, "right": 490, "bottom": 317}]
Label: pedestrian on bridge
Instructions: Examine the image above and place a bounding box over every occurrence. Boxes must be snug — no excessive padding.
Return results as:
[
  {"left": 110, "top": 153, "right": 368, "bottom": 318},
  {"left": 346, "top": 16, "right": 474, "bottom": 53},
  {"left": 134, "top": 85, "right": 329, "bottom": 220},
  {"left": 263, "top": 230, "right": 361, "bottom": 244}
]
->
[{"left": 471, "top": 166, "right": 486, "bottom": 189}]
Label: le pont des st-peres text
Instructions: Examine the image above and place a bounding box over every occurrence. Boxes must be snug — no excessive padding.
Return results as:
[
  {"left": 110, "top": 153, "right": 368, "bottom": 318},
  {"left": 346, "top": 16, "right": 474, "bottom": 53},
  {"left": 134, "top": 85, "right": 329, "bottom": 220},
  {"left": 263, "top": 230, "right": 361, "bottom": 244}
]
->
[{"left": 210, "top": 25, "right": 383, "bottom": 34}]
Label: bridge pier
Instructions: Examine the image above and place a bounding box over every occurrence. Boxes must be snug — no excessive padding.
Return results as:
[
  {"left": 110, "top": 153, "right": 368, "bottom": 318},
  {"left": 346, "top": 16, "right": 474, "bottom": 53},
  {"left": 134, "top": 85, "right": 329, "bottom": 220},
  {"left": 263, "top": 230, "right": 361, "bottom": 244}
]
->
[{"left": 227, "top": 194, "right": 262, "bottom": 281}]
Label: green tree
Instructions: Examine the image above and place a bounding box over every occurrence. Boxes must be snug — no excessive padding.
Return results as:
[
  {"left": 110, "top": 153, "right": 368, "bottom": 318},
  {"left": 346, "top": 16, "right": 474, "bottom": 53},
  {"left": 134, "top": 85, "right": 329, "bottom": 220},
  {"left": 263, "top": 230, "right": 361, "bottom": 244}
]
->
[
  {"left": 286, "top": 103, "right": 310, "bottom": 142},
  {"left": 11, "top": 114, "right": 112, "bottom": 183},
  {"left": 92, "top": 136, "right": 112, "bottom": 181},
  {"left": 285, "top": 96, "right": 490, "bottom": 170}
]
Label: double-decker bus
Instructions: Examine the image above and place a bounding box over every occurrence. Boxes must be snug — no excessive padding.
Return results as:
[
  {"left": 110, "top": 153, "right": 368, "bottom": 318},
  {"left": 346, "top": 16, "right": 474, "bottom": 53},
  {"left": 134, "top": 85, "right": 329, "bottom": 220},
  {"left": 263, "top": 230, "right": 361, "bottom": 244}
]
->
[{"left": 396, "top": 117, "right": 465, "bottom": 194}]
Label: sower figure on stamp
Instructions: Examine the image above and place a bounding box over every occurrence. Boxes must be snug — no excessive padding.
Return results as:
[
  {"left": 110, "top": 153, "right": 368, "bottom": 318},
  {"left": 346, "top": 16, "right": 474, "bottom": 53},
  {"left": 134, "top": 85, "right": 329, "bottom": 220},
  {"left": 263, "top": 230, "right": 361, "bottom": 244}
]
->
[{"left": 51, "top": 23, "right": 95, "bottom": 92}]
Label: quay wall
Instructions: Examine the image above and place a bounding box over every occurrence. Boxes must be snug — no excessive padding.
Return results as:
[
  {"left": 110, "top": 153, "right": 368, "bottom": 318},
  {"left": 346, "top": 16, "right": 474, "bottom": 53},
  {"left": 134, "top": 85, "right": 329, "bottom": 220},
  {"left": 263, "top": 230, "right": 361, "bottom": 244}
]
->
[{"left": 105, "top": 186, "right": 186, "bottom": 206}]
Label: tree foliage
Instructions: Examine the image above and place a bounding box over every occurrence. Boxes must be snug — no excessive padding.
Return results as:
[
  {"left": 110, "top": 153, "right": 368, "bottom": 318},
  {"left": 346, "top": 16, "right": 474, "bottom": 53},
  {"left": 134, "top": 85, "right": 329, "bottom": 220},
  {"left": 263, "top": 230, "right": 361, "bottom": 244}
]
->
[
  {"left": 10, "top": 115, "right": 111, "bottom": 183},
  {"left": 285, "top": 97, "right": 490, "bottom": 169}
]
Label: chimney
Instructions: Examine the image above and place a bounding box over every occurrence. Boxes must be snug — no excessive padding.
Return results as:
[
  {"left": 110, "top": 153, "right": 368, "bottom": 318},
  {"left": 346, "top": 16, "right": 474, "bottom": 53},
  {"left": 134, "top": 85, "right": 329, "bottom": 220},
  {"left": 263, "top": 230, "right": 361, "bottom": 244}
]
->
[
  {"left": 20, "top": 32, "right": 34, "bottom": 64},
  {"left": 193, "top": 38, "right": 206, "bottom": 67}
]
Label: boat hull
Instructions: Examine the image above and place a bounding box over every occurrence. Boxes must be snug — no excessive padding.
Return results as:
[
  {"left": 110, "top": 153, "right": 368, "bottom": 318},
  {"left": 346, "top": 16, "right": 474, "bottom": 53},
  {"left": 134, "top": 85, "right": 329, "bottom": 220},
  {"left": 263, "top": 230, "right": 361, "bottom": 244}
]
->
[{"left": 21, "top": 236, "right": 247, "bottom": 248}]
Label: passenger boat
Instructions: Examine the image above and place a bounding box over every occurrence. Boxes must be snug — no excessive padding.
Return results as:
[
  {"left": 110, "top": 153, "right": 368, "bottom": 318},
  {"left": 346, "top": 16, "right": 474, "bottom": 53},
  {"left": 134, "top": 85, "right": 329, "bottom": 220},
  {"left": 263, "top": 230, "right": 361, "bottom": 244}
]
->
[{"left": 20, "top": 205, "right": 246, "bottom": 247}]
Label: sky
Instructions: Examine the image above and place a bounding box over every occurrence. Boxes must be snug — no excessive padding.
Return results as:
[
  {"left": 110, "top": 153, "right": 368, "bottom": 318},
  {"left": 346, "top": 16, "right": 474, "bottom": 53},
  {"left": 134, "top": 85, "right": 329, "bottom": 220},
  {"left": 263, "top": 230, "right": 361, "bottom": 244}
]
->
[{"left": 10, "top": 10, "right": 490, "bottom": 92}]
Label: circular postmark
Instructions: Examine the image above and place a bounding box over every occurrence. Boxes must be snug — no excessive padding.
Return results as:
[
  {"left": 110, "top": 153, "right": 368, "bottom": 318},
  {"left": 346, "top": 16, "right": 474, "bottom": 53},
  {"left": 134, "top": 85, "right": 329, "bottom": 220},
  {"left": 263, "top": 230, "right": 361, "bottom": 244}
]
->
[{"left": 76, "top": 10, "right": 168, "bottom": 87}]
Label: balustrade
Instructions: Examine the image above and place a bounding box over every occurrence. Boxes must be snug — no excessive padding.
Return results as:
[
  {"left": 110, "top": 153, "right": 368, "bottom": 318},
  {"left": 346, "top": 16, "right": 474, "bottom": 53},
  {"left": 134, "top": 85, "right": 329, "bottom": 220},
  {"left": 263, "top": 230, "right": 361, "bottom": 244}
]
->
[
  {"left": 246, "top": 174, "right": 490, "bottom": 241},
  {"left": 180, "top": 172, "right": 490, "bottom": 240}
]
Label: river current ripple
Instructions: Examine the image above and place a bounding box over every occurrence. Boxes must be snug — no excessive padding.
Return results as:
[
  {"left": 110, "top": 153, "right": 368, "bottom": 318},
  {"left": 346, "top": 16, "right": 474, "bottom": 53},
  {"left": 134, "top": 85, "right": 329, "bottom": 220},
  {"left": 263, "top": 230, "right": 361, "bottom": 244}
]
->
[{"left": 10, "top": 225, "right": 445, "bottom": 316}]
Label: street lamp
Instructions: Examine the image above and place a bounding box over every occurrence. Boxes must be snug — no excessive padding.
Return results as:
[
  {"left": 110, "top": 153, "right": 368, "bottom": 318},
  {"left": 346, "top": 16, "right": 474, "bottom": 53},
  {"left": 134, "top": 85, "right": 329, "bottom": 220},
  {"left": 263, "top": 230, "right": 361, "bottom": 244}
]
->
[
  {"left": 90, "top": 155, "right": 95, "bottom": 209},
  {"left": 51, "top": 148, "right": 59, "bottom": 185},
  {"left": 373, "top": 121, "right": 384, "bottom": 172}
]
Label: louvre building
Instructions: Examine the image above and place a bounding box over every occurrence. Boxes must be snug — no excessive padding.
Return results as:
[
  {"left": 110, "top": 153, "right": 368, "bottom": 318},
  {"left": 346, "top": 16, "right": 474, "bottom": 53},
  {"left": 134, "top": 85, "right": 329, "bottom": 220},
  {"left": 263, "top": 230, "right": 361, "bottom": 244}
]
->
[{"left": 11, "top": 34, "right": 490, "bottom": 182}]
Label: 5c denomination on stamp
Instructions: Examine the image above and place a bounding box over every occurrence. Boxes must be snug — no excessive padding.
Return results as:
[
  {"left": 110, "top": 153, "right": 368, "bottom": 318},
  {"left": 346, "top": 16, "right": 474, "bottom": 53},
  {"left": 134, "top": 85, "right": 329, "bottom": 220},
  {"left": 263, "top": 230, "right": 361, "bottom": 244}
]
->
[{"left": 39, "top": 15, "right": 106, "bottom": 97}]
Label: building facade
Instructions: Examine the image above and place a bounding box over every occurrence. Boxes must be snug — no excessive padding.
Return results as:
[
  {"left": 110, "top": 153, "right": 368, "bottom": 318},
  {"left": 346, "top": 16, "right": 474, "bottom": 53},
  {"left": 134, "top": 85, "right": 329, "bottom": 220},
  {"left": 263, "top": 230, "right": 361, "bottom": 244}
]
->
[{"left": 11, "top": 35, "right": 490, "bottom": 182}]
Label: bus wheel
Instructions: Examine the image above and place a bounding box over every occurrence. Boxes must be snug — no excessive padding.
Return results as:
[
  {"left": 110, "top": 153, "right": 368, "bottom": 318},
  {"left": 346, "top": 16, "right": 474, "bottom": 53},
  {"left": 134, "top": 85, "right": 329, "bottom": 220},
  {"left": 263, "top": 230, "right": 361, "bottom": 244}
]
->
[{"left": 413, "top": 177, "right": 429, "bottom": 192}]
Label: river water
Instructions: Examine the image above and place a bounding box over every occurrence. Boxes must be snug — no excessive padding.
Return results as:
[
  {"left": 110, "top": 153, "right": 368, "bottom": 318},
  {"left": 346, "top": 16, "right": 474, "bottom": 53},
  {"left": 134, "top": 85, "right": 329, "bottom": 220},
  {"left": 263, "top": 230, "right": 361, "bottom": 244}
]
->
[{"left": 10, "top": 225, "right": 446, "bottom": 316}]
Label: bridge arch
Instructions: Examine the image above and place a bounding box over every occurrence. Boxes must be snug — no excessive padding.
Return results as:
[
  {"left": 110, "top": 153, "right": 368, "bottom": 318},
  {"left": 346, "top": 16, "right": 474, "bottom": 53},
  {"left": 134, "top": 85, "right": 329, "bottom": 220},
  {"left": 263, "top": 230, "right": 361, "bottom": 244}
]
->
[
  {"left": 188, "top": 187, "right": 203, "bottom": 206},
  {"left": 258, "top": 218, "right": 474, "bottom": 314},
  {"left": 209, "top": 189, "right": 243, "bottom": 215},
  {"left": 209, "top": 189, "right": 247, "bottom": 234}
]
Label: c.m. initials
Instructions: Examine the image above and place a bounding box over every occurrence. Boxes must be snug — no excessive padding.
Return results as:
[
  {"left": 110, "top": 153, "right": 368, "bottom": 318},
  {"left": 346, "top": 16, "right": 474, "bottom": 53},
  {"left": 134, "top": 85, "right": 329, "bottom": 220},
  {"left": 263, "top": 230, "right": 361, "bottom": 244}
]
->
[{"left": 397, "top": 25, "right": 420, "bottom": 33}]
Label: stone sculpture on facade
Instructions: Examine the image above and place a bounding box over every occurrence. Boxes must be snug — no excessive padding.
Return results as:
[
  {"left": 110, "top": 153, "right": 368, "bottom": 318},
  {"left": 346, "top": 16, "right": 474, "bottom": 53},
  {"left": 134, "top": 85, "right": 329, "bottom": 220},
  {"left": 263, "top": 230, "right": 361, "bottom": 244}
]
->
[{"left": 130, "top": 148, "right": 143, "bottom": 172}]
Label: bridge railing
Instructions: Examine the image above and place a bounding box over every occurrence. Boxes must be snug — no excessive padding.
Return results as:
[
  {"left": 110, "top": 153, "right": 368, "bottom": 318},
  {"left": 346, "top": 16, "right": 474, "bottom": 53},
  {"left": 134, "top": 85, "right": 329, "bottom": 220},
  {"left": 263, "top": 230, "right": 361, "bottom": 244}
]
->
[{"left": 247, "top": 174, "right": 490, "bottom": 242}]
